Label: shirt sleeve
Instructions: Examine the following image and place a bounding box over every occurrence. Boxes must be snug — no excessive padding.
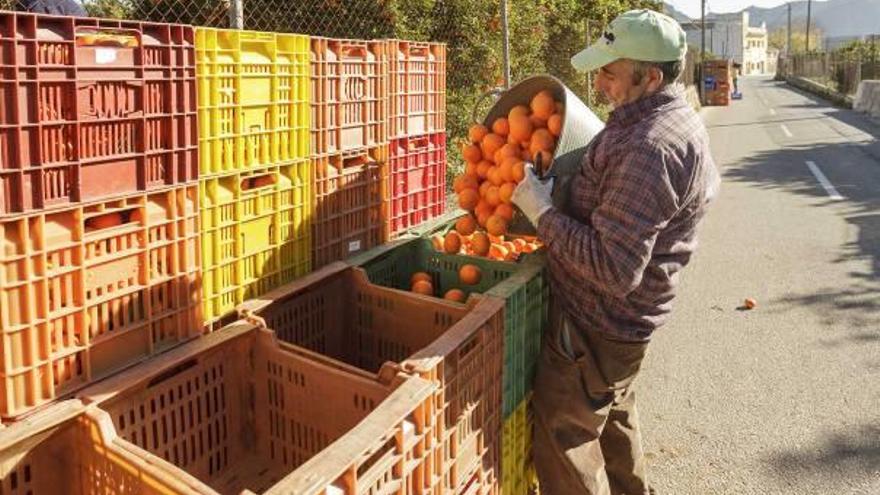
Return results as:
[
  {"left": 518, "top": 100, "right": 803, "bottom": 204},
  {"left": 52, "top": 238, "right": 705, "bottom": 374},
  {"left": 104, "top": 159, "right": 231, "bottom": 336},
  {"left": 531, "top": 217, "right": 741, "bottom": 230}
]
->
[{"left": 537, "top": 142, "right": 681, "bottom": 297}]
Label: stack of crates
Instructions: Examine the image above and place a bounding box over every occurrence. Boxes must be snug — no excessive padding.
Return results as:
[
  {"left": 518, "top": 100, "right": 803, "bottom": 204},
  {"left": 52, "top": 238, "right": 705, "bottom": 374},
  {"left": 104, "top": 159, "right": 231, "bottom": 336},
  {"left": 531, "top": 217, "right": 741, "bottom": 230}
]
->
[
  {"left": 385, "top": 40, "right": 447, "bottom": 239},
  {"left": 0, "top": 12, "right": 201, "bottom": 421},
  {"left": 195, "top": 28, "right": 311, "bottom": 328},
  {"left": 348, "top": 231, "right": 547, "bottom": 495},
  {"left": 310, "top": 37, "right": 389, "bottom": 267}
]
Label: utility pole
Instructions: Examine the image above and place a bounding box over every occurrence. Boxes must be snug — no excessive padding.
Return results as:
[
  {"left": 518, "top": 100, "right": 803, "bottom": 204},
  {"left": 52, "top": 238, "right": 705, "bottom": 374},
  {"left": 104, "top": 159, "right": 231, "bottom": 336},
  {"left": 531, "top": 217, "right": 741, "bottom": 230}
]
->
[
  {"left": 700, "top": 0, "right": 706, "bottom": 103},
  {"left": 586, "top": 19, "right": 593, "bottom": 107},
  {"left": 805, "top": 0, "right": 812, "bottom": 52},
  {"left": 787, "top": 2, "right": 792, "bottom": 55}
]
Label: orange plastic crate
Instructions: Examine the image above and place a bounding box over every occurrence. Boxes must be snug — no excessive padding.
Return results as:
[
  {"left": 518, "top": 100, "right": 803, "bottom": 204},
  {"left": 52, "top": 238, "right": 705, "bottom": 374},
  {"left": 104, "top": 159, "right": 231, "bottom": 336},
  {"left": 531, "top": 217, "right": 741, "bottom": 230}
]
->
[
  {"left": 0, "top": 185, "right": 202, "bottom": 420},
  {"left": 72, "top": 321, "right": 438, "bottom": 495},
  {"left": 385, "top": 40, "right": 446, "bottom": 139},
  {"left": 310, "top": 37, "right": 387, "bottom": 156},
  {"left": 388, "top": 132, "right": 446, "bottom": 238},
  {"left": 0, "top": 12, "right": 198, "bottom": 216},
  {"left": 312, "top": 145, "right": 389, "bottom": 267},
  {"left": 237, "top": 262, "right": 504, "bottom": 493}
]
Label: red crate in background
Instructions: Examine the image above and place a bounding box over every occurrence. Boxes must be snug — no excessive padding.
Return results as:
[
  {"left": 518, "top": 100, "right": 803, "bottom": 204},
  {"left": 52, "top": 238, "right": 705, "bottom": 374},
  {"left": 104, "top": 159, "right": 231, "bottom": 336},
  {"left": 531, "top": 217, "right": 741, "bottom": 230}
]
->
[
  {"left": 312, "top": 145, "right": 388, "bottom": 267},
  {"left": 0, "top": 185, "right": 202, "bottom": 420},
  {"left": 388, "top": 132, "right": 446, "bottom": 238},
  {"left": 0, "top": 12, "right": 197, "bottom": 216},
  {"left": 310, "top": 37, "right": 387, "bottom": 156},
  {"left": 386, "top": 40, "right": 446, "bottom": 139}
]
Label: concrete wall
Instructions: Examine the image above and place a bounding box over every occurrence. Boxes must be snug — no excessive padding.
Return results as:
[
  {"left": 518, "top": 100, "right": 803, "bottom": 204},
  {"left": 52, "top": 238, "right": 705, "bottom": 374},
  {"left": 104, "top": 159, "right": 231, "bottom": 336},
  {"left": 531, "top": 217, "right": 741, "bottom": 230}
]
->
[{"left": 854, "top": 80, "right": 880, "bottom": 118}]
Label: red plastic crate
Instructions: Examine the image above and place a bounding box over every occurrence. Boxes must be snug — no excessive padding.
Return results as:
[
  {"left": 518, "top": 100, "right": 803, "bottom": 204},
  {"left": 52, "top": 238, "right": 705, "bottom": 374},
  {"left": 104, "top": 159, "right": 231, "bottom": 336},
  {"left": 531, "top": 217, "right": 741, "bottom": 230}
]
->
[
  {"left": 388, "top": 132, "right": 447, "bottom": 238},
  {"left": 310, "top": 37, "right": 387, "bottom": 156},
  {"left": 0, "top": 185, "right": 202, "bottom": 420},
  {"left": 312, "top": 145, "right": 388, "bottom": 268},
  {"left": 385, "top": 40, "right": 446, "bottom": 139},
  {"left": 74, "top": 322, "right": 438, "bottom": 495},
  {"left": 0, "top": 12, "right": 197, "bottom": 216},
  {"left": 237, "top": 263, "right": 504, "bottom": 493}
]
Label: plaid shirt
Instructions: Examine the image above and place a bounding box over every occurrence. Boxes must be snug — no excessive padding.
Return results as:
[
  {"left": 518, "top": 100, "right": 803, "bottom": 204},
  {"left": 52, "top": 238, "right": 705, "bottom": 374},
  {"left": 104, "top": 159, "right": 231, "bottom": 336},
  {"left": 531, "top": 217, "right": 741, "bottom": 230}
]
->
[{"left": 537, "top": 84, "right": 720, "bottom": 341}]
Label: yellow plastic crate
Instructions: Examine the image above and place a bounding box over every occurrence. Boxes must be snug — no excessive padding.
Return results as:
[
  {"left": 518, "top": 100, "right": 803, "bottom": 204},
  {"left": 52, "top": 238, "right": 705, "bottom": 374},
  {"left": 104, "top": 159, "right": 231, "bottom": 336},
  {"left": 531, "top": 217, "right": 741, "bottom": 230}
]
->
[
  {"left": 196, "top": 28, "right": 310, "bottom": 176},
  {"left": 502, "top": 396, "right": 538, "bottom": 495},
  {"left": 200, "top": 161, "right": 311, "bottom": 326}
]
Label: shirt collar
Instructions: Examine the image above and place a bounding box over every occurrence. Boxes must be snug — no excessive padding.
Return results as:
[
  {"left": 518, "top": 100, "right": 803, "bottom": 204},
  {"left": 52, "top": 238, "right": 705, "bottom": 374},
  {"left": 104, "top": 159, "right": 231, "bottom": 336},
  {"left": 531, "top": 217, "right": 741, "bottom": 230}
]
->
[{"left": 607, "top": 83, "right": 685, "bottom": 128}]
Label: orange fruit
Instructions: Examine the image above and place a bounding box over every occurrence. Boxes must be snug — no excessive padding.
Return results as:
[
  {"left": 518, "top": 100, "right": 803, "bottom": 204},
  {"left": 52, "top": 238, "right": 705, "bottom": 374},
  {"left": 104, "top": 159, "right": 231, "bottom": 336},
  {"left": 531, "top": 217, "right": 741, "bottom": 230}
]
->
[
  {"left": 476, "top": 160, "right": 493, "bottom": 179},
  {"left": 530, "top": 129, "right": 556, "bottom": 156},
  {"left": 480, "top": 133, "right": 505, "bottom": 161},
  {"left": 455, "top": 215, "right": 477, "bottom": 236},
  {"left": 511, "top": 161, "right": 525, "bottom": 183},
  {"left": 431, "top": 235, "right": 444, "bottom": 251},
  {"left": 495, "top": 203, "right": 515, "bottom": 221},
  {"left": 492, "top": 117, "right": 510, "bottom": 137},
  {"left": 530, "top": 114, "right": 547, "bottom": 129},
  {"left": 508, "top": 105, "right": 530, "bottom": 119},
  {"left": 459, "top": 264, "right": 482, "bottom": 285},
  {"left": 488, "top": 233, "right": 505, "bottom": 244},
  {"left": 412, "top": 280, "right": 434, "bottom": 296},
  {"left": 476, "top": 210, "right": 491, "bottom": 228},
  {"left": 465, "top": 161, "right": 479, "bottom": 177},
  {"left": 87, "top": 212, "right": 123, "bottom": 230},
  {"left": 486, "top": 215, "right": 508, "bottom": 236},
  {"left": 494, "top": 143, "right": 520, "bottom": 164},
  {"left": 499, "top": 183, "right": 515, "bottom": 204},
  {"left": 478, "top": 180, "right": 492, "bottom": 198},
  {"left": 547, "top": 114, "right": 562, "bottom": 137},
  {"left": 453, "top": 175, "right": 478, "bottom": 193},
  {"left": 521, "top": 242, "right": 539, "bottom": 253},
  {"left": 512, "top": 238, "right": 528, "bottom": 252},
  {"left": 508, "top": 114, "right": 533, "bottom": 143},
  {"left": 468, "top": 124, "right": 489, "bottom": 143},
  {"left": 498, "top": 159, "right": 514, "bottom": 183},
  {"left": 530, "top": 90, "right": 556, "bottom": 120},
  {"left": 444, "top": 289, "right": 467, "bottom": 303},
  {"left": 471, "top": 232, "right": 491, "bottom": 256},
  {"left": 462, "top": 144, "right": 482, "bottom": 163},
  {"left": 411, "top": 271, "right": 432, "bottom": 286},
  {"left": 488, "top": 167, "right": 504, "bottom": 187},
  {"left": 485, "top": 186, "right": 501, "bottom": 207},
  {"left": 458, "top": 188, "right": 479, "bottom": 211},
  {"left": 444, "top": 232, "right": 462, "bottom": 254}
]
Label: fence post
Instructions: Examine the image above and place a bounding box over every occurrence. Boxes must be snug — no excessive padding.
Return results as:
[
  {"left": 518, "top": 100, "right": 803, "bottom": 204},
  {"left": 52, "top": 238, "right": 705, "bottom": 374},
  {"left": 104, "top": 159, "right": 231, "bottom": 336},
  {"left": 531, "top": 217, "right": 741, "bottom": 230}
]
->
[
  {"left": 585, "top": 19, "right": 592, "bottom": 107},
  {"left": 500, "top": 0, "right": 511, "bottom": 89},
  {"left": 229, "top": 0, "right": 244, "bottom": 29}
]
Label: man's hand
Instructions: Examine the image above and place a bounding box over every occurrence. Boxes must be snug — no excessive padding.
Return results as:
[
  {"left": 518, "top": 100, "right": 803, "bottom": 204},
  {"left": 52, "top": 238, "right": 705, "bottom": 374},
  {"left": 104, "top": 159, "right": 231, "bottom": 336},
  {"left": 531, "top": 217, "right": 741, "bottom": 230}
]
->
[{"left": 512, "top": 163, "right": 554, "bottom": 227}]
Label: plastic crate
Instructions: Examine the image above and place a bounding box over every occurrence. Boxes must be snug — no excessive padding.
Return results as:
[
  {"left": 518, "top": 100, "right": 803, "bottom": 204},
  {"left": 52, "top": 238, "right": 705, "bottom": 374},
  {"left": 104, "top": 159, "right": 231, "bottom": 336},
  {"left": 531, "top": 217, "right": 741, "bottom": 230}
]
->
[
  {"left": 0, "top": 12, "right": 198, "bottom": 216},
  {"left": 388, "top": 132, "right": 447, "bottom": 239},
  {"left": 311, "top": 37, "right": 387, "bottom": 156},
  {"left": 0, "top": 399, "right": 217, "bottom": 494},
  {"left": 237, "top": 263, "right": 505, "bottom": 493},
  {"left": 348, "top": 237, "right": 547, "bottom": 419},
  {"left": 195, "top": 28, "right": 309, "bottom": 176},
  {"left": 76, "top": 321, "right": 438, "bottom": 495},
  {"left": 0, "top": 185, "right": 202, "bottom": 419},
  {"left": 199, "top": 161, "right": 311, "bottom": 326},
  {"left": 501, "top": 396, "right": 537, "bottom": 495},
  {"left": 312, "top": 145, "right": 388, "bottom": 268},
  {"left": 385, "top": 40, "right": 446, "bottom": 140}
]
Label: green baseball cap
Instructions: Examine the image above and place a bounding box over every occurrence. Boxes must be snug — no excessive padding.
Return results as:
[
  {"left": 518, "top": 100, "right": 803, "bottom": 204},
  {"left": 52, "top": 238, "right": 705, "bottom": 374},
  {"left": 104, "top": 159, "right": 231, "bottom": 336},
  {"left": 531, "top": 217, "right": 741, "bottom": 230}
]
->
[{"left": 571, "top": 9, "right": 687, "bottom": 72}]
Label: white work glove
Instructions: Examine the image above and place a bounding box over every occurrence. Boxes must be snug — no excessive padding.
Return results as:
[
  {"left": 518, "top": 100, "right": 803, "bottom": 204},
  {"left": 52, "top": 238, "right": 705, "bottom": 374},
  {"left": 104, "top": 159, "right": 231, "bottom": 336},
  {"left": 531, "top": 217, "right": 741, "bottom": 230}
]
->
[{"left": 511, "top": 163, "right": 554, "bottom": 227}]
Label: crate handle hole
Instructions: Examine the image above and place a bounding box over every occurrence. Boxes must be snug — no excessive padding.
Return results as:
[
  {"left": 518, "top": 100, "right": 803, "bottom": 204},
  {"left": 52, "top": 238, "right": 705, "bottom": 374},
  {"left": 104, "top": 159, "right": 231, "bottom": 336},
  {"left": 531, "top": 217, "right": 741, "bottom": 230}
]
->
[
  {"left": 409, "top": 46, "right": 429, "bottom": 58},
  {"left": 75, "top": 27, "right": 140, "bottom": 48},
  {"left": 241, "top": 173, "right": 277, "bottom": 191},
  {"left": 341, "top": 45, "right": 367, "bottom": 59},
  {"left": 85, "top": 210, "right": 138, "bottom": 231}
]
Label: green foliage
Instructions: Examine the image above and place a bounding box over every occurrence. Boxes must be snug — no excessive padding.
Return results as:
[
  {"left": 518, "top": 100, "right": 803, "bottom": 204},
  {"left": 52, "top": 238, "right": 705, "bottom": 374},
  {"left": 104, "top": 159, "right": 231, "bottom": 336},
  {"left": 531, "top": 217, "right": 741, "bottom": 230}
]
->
[{"left": 768, "top": 26, "right": 823, "bottom": 53}]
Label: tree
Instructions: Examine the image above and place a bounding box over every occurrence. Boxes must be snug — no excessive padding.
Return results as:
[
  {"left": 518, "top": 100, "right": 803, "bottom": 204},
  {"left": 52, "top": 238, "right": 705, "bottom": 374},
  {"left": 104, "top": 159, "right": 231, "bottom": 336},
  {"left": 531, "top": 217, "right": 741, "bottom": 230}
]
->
[{"left": 768, "top": 25, "right": 823, "bottom": 53}]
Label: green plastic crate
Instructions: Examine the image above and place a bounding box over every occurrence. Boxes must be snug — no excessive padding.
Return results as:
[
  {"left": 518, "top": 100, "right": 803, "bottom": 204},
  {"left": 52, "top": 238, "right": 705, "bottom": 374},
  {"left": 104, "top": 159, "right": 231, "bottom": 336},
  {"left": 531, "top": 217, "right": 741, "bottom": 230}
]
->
[{"left": 349, "top": 237, "right": 548, "bottom": 417}]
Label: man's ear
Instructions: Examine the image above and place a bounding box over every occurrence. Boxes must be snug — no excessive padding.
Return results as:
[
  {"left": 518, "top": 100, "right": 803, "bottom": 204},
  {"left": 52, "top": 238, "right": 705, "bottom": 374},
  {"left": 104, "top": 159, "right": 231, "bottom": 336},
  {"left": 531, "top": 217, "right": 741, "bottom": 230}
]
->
[{"left": 646, "top": 65, "right": 665, "bottom": 92}]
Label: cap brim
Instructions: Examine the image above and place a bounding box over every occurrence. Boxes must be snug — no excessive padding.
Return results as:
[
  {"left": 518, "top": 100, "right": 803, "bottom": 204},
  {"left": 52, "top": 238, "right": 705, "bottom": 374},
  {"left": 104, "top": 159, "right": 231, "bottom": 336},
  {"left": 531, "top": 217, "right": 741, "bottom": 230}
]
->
[{"left": 571, "top": 43, "right": 619, "bottom": 73}]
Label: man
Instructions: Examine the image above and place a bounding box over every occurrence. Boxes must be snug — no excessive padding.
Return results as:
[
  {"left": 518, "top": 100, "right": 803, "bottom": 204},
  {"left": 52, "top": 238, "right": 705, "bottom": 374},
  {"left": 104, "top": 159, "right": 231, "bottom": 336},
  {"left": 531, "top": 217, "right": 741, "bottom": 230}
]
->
[
  {"left": 16, "top": 0, "right": 87, "bottom": 16},
  {"left": 512, "top": 9, "right": 721, "bottom": 495}
]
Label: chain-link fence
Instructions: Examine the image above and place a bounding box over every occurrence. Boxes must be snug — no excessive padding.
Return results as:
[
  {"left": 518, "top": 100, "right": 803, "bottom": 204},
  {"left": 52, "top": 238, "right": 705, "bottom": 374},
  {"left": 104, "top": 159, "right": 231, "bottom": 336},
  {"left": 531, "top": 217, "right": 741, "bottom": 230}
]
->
[
  {"left": 3, "top": 0, "right": 665, "bottom": 179},
  {"left": 779, "top": 35, "right": 880, "bottom": 96}
]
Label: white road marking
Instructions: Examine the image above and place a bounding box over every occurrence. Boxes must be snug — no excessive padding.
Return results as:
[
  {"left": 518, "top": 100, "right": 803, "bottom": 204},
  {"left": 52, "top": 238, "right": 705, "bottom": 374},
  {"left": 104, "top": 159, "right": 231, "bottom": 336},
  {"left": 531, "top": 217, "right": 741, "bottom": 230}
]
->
[
  {"left": 780, "top": 124, "right": 793, "bottom": 137},
  {"left": 806, "top": 160, "right": 843, "bottom": 201},
  {"left": 769, "top": 108, "right": 777, "bottom": 116}
]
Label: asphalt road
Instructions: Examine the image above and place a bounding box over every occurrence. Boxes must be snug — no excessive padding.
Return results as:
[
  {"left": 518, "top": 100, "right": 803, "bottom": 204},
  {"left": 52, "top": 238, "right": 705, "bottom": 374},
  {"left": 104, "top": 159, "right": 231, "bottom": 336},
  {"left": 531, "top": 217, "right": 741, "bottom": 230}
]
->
[{"left": 640, "top": 76, "right": 880, "bottom": 494}]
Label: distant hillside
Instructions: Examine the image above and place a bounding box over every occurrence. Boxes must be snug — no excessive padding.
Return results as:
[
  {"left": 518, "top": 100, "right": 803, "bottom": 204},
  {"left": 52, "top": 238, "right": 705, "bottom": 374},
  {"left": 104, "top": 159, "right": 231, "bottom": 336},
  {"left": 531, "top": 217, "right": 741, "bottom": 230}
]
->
[{"left": 666, "top": 0, "right": 880, "bottom": 38}]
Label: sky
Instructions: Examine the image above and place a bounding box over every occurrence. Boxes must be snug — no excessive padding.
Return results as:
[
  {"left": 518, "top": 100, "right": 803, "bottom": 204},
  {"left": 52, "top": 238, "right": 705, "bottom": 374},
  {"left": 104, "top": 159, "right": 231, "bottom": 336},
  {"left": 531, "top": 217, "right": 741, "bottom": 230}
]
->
[{"left": 666, "top": 0, "right": 811, "bottom": 18}]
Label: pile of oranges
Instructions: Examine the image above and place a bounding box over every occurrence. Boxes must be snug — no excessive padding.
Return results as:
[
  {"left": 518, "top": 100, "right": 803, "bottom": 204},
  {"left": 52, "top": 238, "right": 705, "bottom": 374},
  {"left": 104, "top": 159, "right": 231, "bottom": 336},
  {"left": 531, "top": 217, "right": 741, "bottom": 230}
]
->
[
  {"left": 408, "top": 264, "right": 482, "bottom": 302},
  {"left": 453, "top": 89, "right": 564, "bottom": 237},
  {"left": 431, "top": 218, "right": 544, "bottom": 262}
]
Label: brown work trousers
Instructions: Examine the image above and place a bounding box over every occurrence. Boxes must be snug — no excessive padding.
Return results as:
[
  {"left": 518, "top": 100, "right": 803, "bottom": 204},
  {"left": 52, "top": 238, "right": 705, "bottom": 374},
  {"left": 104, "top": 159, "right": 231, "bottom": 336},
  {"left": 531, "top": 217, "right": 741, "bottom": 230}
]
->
[{"left": 531, "top": 306, "right": 651, "bottom": 495}]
